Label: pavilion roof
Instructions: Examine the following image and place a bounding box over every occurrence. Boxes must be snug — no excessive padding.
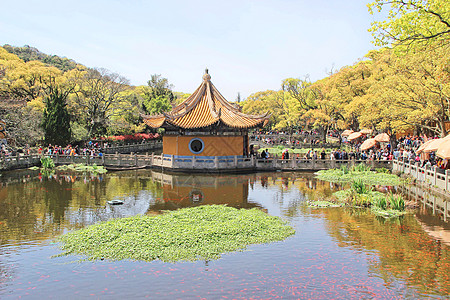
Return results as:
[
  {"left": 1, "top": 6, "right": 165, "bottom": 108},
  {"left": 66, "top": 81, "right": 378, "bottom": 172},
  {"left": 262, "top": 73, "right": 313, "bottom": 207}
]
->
[{"left": 142, "top": 70, "right": 270, "bottom": 130}]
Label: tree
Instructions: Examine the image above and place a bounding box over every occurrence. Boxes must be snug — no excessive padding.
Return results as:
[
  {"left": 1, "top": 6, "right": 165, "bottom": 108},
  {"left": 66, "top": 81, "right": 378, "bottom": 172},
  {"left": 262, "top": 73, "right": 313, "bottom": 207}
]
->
[
  {"left": 142, "top": 74, "right": 174, "bottom": 115},
  {"left": 72, "top": 68, "right": 132, "bottom": 138},
  {"left": 42, "top": 72, "right": 75, "bottom": 145},
  {"left": 368, "top": 44, "right": 450, "bottom": 137},
  {"left": 368, "top": 0, "right": 450, "bottom": 47},
  {"left": 236, "top": 92, "right": 241, "bottom": 103}
]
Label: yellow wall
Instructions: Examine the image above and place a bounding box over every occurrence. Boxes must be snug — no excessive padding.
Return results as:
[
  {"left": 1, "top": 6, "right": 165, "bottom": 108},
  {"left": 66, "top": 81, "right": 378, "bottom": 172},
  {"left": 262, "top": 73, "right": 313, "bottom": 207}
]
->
[{"left": 163, "top": 135, "right": 244, "bottom": 156}]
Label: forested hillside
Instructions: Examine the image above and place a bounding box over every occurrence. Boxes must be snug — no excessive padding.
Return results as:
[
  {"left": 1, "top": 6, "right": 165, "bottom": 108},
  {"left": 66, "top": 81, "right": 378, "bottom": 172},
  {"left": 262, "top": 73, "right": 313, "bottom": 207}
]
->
[
  {"left": 0, "top": 46, "right": 181, "bottom": 146},
  {"left": 3, "top": 44, "right": 78, "bottom": 72}
]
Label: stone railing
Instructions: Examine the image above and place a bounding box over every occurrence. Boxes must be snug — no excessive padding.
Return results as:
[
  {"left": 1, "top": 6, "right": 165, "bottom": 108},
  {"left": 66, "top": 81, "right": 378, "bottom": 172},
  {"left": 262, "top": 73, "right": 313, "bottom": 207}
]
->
[
  {"left": 392, "top": 159, "right": 450, "bottom": 194},
  {"left": 2, "top": 152, "right": 393, "bottom": 173},
  {"left": 148, "top": 155, "right": 392, "bottom": 172},
  {"left": 0, "top": 153, "right": 41, "bottom": 171},
  {"left": 103, "top": 140, "right": 162, "bottom": 154}
]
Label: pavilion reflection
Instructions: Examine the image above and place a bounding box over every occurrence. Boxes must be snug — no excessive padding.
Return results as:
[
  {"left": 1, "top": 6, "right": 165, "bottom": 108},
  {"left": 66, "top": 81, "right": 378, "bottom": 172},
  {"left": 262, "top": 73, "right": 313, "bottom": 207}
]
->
[{"left": 146, "top": 171, "right": 264, "bottom": 213}]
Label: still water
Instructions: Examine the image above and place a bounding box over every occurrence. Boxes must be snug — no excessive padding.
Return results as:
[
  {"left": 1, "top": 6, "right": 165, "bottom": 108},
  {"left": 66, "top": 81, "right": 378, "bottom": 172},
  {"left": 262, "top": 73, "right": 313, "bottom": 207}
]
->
[{"left": 0, "top": 169, "right": 449, "bottom": 299}]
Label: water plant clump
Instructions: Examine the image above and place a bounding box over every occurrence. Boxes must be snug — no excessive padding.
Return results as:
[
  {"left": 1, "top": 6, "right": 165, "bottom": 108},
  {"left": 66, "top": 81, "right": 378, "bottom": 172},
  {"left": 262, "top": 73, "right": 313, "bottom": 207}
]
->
[
  {"left": 56, "top": 163, "right": 107, "bottom": 174},
  {"left": 41, "top": 156, "right": 55, "bottom": 169},
  {"left": 315, "top": 163, "right": 403, "bottom": 186},
  {"left": 55, "top": 205, "right": 295, "bottom": 262}
]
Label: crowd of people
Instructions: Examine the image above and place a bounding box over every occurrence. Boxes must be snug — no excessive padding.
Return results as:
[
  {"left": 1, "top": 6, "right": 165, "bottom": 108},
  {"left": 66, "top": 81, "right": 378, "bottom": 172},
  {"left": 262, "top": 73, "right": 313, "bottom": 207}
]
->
[
  {"left": 251, "top": 132, "right": 449, "bottom": 171},
  {"left": 37, "top": 142, "right": 105, "bottom": 157},
  {"left": 0, "top": 141, "right": 106, "bottom": 158}
]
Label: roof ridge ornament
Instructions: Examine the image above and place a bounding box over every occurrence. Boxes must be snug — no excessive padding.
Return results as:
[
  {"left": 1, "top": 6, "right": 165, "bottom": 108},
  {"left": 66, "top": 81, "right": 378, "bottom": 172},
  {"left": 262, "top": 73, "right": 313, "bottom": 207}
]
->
[{"left": 202, "top": 68, "right": 211, "bottom": 81}]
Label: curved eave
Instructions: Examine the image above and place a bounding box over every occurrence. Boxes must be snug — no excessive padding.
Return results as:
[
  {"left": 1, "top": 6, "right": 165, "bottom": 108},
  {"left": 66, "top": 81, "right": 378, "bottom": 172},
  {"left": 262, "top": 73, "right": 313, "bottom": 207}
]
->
[{"left": 143, "top": 115, "right": 166, "bottom": 128}]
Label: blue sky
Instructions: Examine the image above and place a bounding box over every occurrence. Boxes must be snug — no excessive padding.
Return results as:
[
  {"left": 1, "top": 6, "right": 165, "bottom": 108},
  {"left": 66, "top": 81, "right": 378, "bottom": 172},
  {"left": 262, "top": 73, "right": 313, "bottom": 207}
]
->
[{"left": 0, "top": 0, "right": 379, "bottom": 101}]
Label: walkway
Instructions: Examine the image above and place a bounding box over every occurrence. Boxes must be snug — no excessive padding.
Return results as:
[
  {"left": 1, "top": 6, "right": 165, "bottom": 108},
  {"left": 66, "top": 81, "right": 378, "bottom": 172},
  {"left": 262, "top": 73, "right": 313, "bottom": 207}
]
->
[{"left": 1, "top": 152, "right": 392, "bottom": 173}]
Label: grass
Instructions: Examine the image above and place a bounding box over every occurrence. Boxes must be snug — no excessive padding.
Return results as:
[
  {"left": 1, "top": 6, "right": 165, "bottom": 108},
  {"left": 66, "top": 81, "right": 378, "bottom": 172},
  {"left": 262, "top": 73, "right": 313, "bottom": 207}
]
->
[{"left": 54, "top": 205, "right": 295, "bottom": 263}]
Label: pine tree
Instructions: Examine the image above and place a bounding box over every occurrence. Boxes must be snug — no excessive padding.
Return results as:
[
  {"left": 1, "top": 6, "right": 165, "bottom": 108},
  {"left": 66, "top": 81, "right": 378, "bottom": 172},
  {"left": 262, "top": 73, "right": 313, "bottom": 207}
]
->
[{"left": 42, "top": 86, "right": 71, "bottom": 146}]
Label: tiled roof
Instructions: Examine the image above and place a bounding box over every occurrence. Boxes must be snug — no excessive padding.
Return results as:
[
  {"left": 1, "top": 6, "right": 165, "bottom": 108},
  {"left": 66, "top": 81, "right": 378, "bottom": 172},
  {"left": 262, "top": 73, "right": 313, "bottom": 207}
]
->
[{"left": 143, "top": 70, "right": 270, "bottom": 129}]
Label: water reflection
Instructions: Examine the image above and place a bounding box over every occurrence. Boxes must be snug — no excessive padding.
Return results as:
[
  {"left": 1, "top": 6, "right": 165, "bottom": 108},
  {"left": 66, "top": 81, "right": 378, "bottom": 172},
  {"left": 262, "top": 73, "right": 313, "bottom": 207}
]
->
[
  {"left": 1, "top": 169, "right": 450, "bottom": 298},
  {"left": 306, "top": 207, "right": 450, "bottom": 296},
  {"left": 147, "top": 172, "right": 261, "bottom": 213}
]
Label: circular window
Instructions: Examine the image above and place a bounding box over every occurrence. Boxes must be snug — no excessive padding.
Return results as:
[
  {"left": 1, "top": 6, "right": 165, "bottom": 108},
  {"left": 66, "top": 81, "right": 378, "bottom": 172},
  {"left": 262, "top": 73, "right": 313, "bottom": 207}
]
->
[{"left": 189, "top": 138, "right": 204, "bottom": 154}]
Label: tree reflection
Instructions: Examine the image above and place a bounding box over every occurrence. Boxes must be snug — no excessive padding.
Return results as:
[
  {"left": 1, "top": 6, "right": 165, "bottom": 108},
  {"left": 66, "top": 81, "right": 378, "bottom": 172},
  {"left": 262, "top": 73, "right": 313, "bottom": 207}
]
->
[{"left": 308, "top": 208, "right": 450, "bottom": 296}]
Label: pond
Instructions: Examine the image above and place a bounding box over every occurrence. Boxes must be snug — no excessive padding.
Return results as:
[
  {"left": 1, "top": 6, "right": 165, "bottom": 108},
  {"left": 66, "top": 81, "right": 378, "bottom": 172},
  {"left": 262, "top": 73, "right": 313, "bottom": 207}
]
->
[{"left": 0, "top": 169, "right": 449, "bottom": 298}]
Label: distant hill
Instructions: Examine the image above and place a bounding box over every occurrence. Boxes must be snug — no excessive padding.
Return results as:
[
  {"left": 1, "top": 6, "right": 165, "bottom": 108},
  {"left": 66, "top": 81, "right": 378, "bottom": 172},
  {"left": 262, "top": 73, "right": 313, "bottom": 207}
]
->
[{"left": 2, "top": 44, "right": 78, "bottom": 72}]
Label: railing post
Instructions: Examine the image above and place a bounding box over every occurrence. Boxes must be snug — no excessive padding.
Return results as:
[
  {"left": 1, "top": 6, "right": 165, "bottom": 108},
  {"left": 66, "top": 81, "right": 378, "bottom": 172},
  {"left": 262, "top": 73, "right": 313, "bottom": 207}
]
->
[
  {"left": 55, "top": 152, "right": 59, "bottom": 164},
  {"left": 135, "top": 154, "right": 138, "bottom": 166},
  {"left": 311, "top": 158, "right": 315, "bottom": 170},
  {"left": 101, "top": 153, "right": 105, "bottom": 166},
  {"left": 234, "top": 155, "right": 238, "bottom": 167},
  {"left": 192, "top": 155, "right": 196, "bottom": 168},
  {"left": 445, "top": 170, "right": 449, "bottom": 192},
  {"left": 215, "top": 156, "right": 219, "bottom": 168},
  {"left": 118, "top": 153, "right": 121, "bottom": 166},
  {"left": 434, "top": 166, "right": 437, "bottom": 186},
  {"left": 151, "top": 152, "right": 154, "bottom": 167}
]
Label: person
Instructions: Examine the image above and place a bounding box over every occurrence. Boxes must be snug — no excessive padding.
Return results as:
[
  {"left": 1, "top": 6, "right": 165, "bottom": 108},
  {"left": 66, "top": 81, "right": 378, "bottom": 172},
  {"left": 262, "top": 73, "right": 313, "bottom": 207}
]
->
[
  {"left": 249, "top": 145, "right": 255, "bottom": 157},
  {"left": 285, "top": 149, "right": 289, "bottom": 159},
  {"left": 321, "top": 149, "right": 326, "bottom": 160},
  {"left": 260, "top": 149, "right": 267, "bottom": 159}
]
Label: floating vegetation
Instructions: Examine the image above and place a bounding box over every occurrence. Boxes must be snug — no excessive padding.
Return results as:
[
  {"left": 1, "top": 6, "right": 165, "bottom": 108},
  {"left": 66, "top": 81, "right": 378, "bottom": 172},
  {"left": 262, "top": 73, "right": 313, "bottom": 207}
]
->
[
  {"left": 307, "top": 200, "right": 342, "bottom": 208},
  {"left": 56, "top": 163, "right": 107, "bottom": 174},
  {"left": 55, "top": 205, "right": 295, "bottom": 262},
  {"left": 315, "top": 164, "right": 403, "bottom": 186},
  {"left": 29, "top": 159, "right": 107, "bottom": 174}
]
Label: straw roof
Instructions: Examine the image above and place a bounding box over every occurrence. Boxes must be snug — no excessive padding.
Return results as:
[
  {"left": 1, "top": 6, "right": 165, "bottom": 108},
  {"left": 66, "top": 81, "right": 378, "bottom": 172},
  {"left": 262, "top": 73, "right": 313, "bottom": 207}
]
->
[{"left": 143, "top": 70, "right": 270, "bottom": 130}]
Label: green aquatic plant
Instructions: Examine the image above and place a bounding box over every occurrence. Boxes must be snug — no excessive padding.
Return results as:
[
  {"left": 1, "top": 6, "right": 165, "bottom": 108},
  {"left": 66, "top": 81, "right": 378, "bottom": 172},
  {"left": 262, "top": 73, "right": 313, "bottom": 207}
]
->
[
  {"left": 307, "top": 200, "right": 342, "bottom": 208},
  {"left": 56, "top": 163, "right": 107, "bottom": 174},
  {"left": 315, "top": 167, "right": 403, "bottom": 186},
  {"left": 388, "top": 193, "right": 405, "bottom": 211},
  {"left": 351, "top": 179, "right": 370, "bottom": 194},
  {"left": 351, "top": 194, "right": 372, "bottom": 208},
  {"left": 40, "top": 156, "right": 55, "bottom": 169},
  {"left": 55, "top": 205, "right": 295, "bottom": 262},
  {"left": 352, "top": 163, "right": 371, "bottom": 173},
  {"left": 375, "top": 167, "right": 390, "bottom": 174},
  {"left": 375, "top": 195, "right": 388, "bottom": 210},
  {"left": 340, "top": 165, "right": 349, "bottom": 175}
]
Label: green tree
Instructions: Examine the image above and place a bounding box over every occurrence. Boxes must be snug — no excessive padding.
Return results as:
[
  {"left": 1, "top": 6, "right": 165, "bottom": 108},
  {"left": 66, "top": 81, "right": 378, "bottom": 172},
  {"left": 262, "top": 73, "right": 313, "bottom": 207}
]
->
[
  {"left": 72, "top": 68, "right": 132, "bottom": 138},
  {"left": 368, "top": 0, "right": 450, "bottom": 46},
  {"left": 42, "top": 77, "right": 72, "bottom": 145},
  {"left": 142, "top": 74, "right": 174, "bottom": 115}
]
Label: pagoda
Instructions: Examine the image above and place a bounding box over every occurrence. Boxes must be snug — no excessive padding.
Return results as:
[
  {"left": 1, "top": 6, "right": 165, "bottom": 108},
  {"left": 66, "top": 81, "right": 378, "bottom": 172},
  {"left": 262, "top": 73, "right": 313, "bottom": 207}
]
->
[{"left": 143, "top": 69, "right": 270, "bottom": 160}]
